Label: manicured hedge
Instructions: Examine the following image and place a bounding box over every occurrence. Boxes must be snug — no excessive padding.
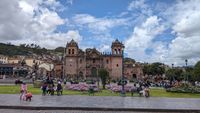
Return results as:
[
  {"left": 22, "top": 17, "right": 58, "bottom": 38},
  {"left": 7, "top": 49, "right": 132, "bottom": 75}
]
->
[{"left": 166, "top": 84, "right": 200, "bottom": 93}]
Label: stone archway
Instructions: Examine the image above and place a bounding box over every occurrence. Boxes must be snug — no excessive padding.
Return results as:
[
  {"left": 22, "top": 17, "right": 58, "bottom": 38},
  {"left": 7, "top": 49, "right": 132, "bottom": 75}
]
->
[{"left": 132, "top": 74, "right": 137, "bottom": 79}]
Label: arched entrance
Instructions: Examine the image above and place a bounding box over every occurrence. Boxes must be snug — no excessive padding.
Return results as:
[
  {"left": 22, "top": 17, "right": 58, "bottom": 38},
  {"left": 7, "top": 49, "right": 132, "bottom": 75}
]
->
[
  {"left": 132, "top": 74, "right": 137, "bottom": 79},
  {"left": 78, "top": 71, "right": 84, "bottom": 80},
  {"left": 91, "top": 67, "right": 97, "bottom": 78}
]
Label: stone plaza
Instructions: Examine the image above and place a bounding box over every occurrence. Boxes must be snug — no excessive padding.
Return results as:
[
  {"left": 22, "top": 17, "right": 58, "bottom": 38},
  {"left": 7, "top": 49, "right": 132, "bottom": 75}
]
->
[{"left": 0, "top": 94, "right": 199, "bottom": 112}]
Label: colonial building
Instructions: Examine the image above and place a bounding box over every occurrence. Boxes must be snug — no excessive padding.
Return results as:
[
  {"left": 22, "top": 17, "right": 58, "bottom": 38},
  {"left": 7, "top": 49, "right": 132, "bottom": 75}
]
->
[
  {"left": 0, "top": 55, "right": 8, "bottom": 64},
  {"left": 124, "top": 62, "right": 143, "bottom": 80},
  {"left": 64, "top": 39, "right": 124, "bottom": 80}
]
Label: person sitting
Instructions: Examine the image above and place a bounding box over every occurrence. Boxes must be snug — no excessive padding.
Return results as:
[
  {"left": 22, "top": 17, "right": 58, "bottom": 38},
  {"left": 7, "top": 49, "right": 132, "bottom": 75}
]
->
[
  {"left": 131, "top": 84, "right": 137, "bottom": 96},
  {"left": 143, "top": 87, "right": 150, "bottom": 97},
  {"left": 25, "top": 92, "right": 32, "bottom": 101},
  {"left": 137, "top": 86, "right": 143, "bottom": 97},
  {"left": 49, "top": 84, "right": 55, "bottom": 96}
]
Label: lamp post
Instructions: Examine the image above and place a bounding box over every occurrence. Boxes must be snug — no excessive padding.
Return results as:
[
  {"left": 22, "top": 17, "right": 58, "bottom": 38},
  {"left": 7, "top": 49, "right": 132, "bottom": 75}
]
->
[
  {"left": 185, "top": 59, "right": 188, "bottom": 83},
  {"left": 121, "top": 46, "right": 125, "bottom": 97},
  {"left": 62, "top": 48, "right": 66, "bottom": 80}
]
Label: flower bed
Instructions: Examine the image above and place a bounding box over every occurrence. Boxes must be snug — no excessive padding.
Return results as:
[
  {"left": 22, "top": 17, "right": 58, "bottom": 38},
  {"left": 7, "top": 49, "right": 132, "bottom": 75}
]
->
[
  {"left": 65, "top": 83, "right": 99, "bottom": 91},
  {"left": 106, "top": 84, "right": 133, "bottom": 92}
]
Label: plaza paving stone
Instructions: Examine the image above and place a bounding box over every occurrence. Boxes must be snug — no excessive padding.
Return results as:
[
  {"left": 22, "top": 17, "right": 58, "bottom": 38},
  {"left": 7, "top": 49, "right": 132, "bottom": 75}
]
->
[
  {"left": 0, "top": 109, "right": 181, "bottom": 113},
  {"left": 0, "top": 94, "right": 199, "bottom": 111}
]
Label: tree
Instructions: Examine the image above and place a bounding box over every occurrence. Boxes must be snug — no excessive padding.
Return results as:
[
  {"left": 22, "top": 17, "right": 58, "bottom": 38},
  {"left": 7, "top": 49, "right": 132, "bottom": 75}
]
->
[
  {"left": 150, "top": 62, "right": 165, "bottom": 76},
  {"left": 142, "top": 62, "right": 165, "bottom": 76},
  {"left": 124, "top": 58, "right": 135, "bottom": 64},
  {"left": 193, "top": 61, "right": 200, "bottom": 81},
  {"left": 98, "top": 68, "right": 109, "bottom": 89},
  {"left": 142, "top": 64, "right": 152, "bottom": 76},
  {"left": 165, "top": 68, "right": 183, "bottom": 81},
  {"left": 181, "top": 67, "right": 194, "bottom": 82}
]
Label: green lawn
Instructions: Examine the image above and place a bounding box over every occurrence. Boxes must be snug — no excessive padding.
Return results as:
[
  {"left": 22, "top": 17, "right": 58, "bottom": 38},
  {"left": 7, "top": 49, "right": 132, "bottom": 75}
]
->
[{"left": 0, "top": 85, "right": 200, "bottom": 98}]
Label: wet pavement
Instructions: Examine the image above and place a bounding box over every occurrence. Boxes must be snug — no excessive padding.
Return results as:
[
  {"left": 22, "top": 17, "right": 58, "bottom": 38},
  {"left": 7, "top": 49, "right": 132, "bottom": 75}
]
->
[
  {"left": 0, "top": 109, "right": 181, "bottom": 113},
  {"left": 0, "top": 94, "right": 199, "bottom": 111}
]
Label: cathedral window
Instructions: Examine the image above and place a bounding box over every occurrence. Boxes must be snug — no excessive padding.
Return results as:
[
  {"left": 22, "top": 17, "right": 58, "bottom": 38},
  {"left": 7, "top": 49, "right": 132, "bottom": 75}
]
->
[
  {"left": 80, "top": 59, "right": 82, "bottom": 64},
  {"left": 72, "top": 49, "right": 74, "bottom": 54},
  {"left": 68, "top": 49, "right": 71, "bottom": 54},
  {"left": 118, "top": 49, "right": 121, "bottom": 54},
  {"left": 115, "top": 49, "right": 118, "bottom": 54},
  {"left": 106, "top": 59, "right": 109, "bottom": 64},
  {"left": 93, "top": 59, "right": 95, "bottom": 63},
  {"left": 116, "top": 64, "right": 119, "bottom": 67}
]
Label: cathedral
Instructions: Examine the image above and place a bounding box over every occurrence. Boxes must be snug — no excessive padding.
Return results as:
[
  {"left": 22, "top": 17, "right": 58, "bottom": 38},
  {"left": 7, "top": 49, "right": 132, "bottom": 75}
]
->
[{"left": 64, "top": 39, "right": 124, "bottom": 80}]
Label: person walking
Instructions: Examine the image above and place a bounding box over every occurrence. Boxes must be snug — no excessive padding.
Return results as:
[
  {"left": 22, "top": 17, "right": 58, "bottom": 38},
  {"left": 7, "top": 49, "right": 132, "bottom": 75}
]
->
[
  {"left": 20, "top": 82, "right": 27, "bottom": 100},
  {"left": 41, "top": 82, "right": 48, "bottom": 96}
]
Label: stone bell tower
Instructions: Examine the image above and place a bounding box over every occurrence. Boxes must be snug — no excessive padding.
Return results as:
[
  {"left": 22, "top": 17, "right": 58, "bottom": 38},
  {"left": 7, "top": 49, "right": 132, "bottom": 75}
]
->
[
  {"left": 111, "top": 39, "right": 124, "bottom": 79},
  {"left": 65, "top": 39, "right": 79, "bottom": 79}
]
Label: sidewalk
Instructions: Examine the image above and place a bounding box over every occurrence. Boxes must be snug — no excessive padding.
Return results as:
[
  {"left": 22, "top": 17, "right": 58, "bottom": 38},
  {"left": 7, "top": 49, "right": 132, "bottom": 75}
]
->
[{"left": 0, "top": 94, "right": 199, "bottom": 112}]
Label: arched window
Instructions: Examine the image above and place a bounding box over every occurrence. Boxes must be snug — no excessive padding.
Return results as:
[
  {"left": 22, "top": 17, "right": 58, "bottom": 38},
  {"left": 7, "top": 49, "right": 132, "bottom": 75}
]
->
[
  {"left": 68, "top": 49, "right": 71, "bottom": 54},
  {"left": 72, "top": 49, "right": 74, "bottom": 54},
  {"left": 93, "top": 59, "right": 95, "bottom": 63},
  {"left": 106, "top": 59, "right": 109, "bottom": 64},
  {"left": 118, "top": 49, "right": 121, "bottom": 54},
  {"left": 115, "top": 49, "right": 118, "bottom": 54},
  {"left": 116, "top": 64, "right": 119, "bottom": 67}
]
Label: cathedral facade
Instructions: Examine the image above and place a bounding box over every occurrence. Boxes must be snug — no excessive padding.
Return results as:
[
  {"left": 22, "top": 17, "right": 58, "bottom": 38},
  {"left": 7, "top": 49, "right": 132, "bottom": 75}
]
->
[{"left": 64, "top": 39, "right": 124, "bottom": 80}]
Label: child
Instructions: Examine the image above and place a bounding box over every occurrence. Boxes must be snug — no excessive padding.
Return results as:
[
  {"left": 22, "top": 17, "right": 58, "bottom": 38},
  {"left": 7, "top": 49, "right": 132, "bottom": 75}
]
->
[
  {"left": 25, "top": 92, "right": 32, "bottom": 101},
  {"left": 20, "top": 82, "right": 27, "bottom": 100}
]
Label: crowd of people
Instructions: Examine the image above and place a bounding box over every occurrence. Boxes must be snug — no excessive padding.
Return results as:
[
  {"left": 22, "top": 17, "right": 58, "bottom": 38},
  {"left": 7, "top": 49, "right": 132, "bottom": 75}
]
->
[
  {"left": 19, "top": 77, "right": 63, "bottom": 101},
  {"left": 41, "top": 77, "right": 63, "bottom": 96},
  {"left": 130, "top": 83, "right": 150, "bottom": 97},
  {"left": 19, "top": 78, "right": 153, "bottom": 102}
]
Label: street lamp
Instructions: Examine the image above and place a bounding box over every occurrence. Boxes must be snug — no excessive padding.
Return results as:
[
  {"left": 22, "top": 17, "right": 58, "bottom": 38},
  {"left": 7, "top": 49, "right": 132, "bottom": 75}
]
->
[
  {"left": 185, "top": 59, "right": 188, "bottom": 82},
  {"left": 185, "top": 59, "right": 188, "bottom": 67},
  {"left": 121, "top": 46, "right": 125, "bottom": 97}
]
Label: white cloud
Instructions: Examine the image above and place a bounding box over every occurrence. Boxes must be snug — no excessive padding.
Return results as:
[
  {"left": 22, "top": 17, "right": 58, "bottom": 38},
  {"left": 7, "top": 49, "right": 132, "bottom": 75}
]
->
[
  {"left": 128, "top": 0, "right": 147, "bottom": 10},
  {"left": 11, "top": 30, "right": 82, "bottom": 49},
  {"left": 65, "top": 30, "right": 82, "bottom": 42},
  {"left": 125, "top": 0, "right": 200, "bottom": 66},
  {"left": 67, "top": 0, "right": 74, "bottom": 5},
  {"left": 0, "top": 0, "right": 82, "bottom": 49},
  {"left": 98, "top": 44, "right": 110, "bottom": 52},
  {"left": 125, "top": 16, "right": 165, "bottom": 61},
  {"left": 72, "top": 14, "right": 128, "bottom": 33},
  {"left": 127, "top": 0, "right": 152, "bottom": 16},
  {"left": 165, "top": 0, "right": 200, "bottom": 65}
]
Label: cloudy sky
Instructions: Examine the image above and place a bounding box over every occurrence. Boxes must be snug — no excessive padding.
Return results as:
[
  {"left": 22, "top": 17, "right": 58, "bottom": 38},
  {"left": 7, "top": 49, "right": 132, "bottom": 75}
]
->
[{"left": 0, "top": 0, "right": 200, "bottom": 66}]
